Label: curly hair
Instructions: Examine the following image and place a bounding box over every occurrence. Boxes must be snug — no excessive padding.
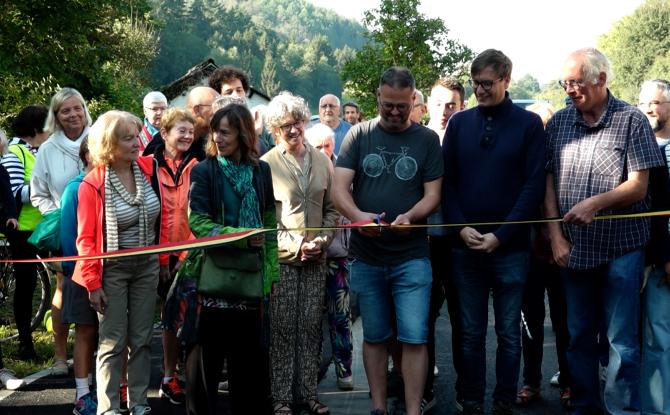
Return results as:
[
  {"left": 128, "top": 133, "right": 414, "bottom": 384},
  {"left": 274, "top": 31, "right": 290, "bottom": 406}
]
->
[
  {"left": 208, "top": 66, "right": 250, "bottom": 94},
  {"left": 160, "top": 108, "right": 196, "bottom": 133},
  {"left": 265, "top": 91, "right": 311, "bottom": 139}
]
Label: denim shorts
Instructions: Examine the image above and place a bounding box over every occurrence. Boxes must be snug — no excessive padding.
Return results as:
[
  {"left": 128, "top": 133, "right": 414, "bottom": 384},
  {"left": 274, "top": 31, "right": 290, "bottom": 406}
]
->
[{"left": 350, "top": 257, "right": 432, "bottom": 344}]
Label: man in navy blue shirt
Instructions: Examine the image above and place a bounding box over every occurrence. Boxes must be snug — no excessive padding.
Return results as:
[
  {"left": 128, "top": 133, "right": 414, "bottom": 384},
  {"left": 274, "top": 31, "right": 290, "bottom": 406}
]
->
[{"left": 442, "top": 49, "right": 546, "bottom": 415}]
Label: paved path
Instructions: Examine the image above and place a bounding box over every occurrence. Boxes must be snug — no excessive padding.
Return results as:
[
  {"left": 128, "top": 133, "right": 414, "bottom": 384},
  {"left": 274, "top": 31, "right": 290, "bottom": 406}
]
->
[{"left": 0, "top": 299, "right": 566, "bottom": 414}]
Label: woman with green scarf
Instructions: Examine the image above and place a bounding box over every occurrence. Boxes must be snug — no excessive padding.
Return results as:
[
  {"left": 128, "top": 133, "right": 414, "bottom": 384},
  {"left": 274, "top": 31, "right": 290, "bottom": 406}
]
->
[{"left": 168, "top": 103, "right": 278, "bottom": 414}]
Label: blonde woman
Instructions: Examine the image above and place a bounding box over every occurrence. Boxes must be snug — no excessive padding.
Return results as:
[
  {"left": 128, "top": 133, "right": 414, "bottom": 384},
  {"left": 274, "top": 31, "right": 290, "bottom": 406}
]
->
[
  {"left": 31, "top": 88, "right": 92, "bottom": 375},
  {"left": 72, "top": 111, "right": 161, "bottom": 415}
]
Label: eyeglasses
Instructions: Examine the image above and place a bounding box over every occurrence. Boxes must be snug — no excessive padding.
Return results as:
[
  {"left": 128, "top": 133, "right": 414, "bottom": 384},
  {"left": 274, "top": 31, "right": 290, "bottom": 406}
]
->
[
  {"left": 279, "top": 120, "right": 304, "bottom": 133},
  {"left": 469, "top": 78, "right": 503, "bottom": 91},
  {"left": 558, "top": 79, "right": 587, "bottom": 90},
  {"left": 638, "top": 100, "right": 670, "bottom": 109},
  {"left": 379, "top": 102, "right": 411, "bottom": 112},
  {"left": 320, "top": 103, "right": 338, "bottom": 109},
  {"left": 145, "top": 106, "right": 167, "bottom": 112}
]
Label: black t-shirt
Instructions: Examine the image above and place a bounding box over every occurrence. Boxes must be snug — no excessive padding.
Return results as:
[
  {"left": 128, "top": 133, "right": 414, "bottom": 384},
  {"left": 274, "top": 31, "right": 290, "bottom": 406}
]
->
[{"left": 337, "top": 118, "right": 443, "bottom": 266}]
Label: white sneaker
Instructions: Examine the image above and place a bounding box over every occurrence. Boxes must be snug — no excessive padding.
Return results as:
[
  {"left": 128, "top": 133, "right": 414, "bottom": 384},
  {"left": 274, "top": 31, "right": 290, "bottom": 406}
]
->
[
  {"left": 337, "top": 375, "right": 354, "bottom": 390},
  {"left": 217, "top": 380, "right": 229, "bottom": 394},
  {"left": 0, "top": 368, "right": 25, "bottom": 390},
  {"left": 433, "top": 365, "right": 439, "bottom": 377},
  {"left": 550, "top": 371, "right": 560, "bottom": 387}
]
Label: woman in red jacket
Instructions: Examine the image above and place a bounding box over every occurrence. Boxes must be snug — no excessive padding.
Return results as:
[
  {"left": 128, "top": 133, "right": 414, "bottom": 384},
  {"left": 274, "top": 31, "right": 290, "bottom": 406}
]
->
[{"left": 73, "top": 110, "right": 161, "bottom": 415}]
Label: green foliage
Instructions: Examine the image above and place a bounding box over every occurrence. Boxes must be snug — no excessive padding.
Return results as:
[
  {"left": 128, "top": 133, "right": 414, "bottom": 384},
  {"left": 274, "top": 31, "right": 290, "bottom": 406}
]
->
[
  {"left": 340, "top": 0, "right": 474, "bottom": 116},
  {"left": 534, "top": 81, "right": 569, "bottom": 111},
  {"left": 508, "top": 74, "right": 541, "bottom": 100},
  {"left": 0, "top": 1, "right": 157, "bottom": 130},
  {"left": 150, "top": 0, "right": 358, "bottom": 112},
  {"left": 598, "top": 0, "right": 670, "bottom": 103}
]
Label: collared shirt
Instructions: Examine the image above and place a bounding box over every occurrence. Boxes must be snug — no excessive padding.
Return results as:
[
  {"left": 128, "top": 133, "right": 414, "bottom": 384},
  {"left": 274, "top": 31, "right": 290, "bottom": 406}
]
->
[{"left": 546, "top": 92, "right": 664, "bottom": 269}]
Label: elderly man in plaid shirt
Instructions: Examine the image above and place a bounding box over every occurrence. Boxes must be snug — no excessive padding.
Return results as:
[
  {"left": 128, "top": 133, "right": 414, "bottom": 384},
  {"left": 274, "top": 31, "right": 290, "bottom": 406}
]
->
[{"left": 544, "top": 48, "right": 664, "bottom": 415}]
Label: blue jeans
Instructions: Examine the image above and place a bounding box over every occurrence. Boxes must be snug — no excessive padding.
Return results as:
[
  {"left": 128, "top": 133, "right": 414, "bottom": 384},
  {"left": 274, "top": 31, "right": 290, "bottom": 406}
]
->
[
  {"left": 563, "top": 248, "right": 644, "bottom": 415},
  {"left": 641, "top": 266, "right": 670, "bottom": 415},
  {"left": 451, "top": 248, "right": 529, "bottom": 404},
  {"left": 350, "top": 257, "right": 432, "bottom": 344}
]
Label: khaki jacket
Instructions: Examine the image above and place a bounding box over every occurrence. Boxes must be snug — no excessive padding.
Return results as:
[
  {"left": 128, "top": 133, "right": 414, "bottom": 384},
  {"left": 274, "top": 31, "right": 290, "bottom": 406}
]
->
[{"left": 261, "top": 143, "right": 339, "bottom": 264}]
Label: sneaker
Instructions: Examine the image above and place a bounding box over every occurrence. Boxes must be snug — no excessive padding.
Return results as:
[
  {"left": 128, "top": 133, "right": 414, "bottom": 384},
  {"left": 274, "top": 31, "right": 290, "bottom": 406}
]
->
[
  {"left": 119, "top": 383, "right": 129, "bottom": 414},
  {"left": 420, "top": 393, "right": 436, "bottom": 414},
  {"left": 462, "top": 402, "right": 483, "bottom": 415},
  {"left": 159, "top": 377, "right": 185, "bottom": 404},
  {"left": 433, "top": 365, "right": 439, "bottom": 377},
  {"left": 73, "top": 391, "right": 98, "bottom": 415},
  {"left": 0, "top": 368, "right": 25, "bottom": 390},
  {"left": 337, "top": 375, "right": 354, "bottom": 391},
  {"left": 492, "top": 400, "right": 514, "bottom": 415},
  {"left": 515, "top": 385, "right": 540, "bottom": 405},
  {"left": 218, "top": 380, "right": 229, "bottom": 394},
  {"left": 550, "top": 371, "right": 560, "bottom": 387},
  {"left": 130, "top": 405, "right": 151, "bottom": 415}
]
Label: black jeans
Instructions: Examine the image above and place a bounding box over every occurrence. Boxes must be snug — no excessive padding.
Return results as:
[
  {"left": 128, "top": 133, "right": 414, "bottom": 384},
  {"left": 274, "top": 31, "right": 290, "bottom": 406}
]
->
[
  {"left": 520, "top": 259, "right": 570, "bottom": 388},
  {"left": 427, "top": 236, "right": 462, "bottom": 396},
  {"left": 186, "top": 306, "right": 271, "bottom": 415},
  {"left": 6, "top": 229, "right": 39, "bottom": 347}
]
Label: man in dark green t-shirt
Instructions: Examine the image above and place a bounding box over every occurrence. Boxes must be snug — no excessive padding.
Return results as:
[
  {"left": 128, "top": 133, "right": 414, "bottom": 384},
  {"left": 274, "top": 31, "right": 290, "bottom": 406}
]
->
[{"left": 333, "top": 66, "right": 443, "bottom": 415}]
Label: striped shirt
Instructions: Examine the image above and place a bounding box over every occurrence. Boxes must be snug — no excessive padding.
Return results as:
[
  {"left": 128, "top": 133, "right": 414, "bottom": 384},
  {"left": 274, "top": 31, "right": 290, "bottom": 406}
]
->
[
  {"left": 546, "top": 93, "right": 664, "bottom": 269},
  {"left": 113, "top": 176, "right": 161, "bottom": 248},
  {"left": 0, "top": 139, "right": 37, "bottom": 202}
]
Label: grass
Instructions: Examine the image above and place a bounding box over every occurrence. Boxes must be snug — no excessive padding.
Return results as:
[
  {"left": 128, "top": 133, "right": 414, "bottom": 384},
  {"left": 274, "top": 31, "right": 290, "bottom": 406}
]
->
[{"left": 1, "top": 327, "right": 74, "bottom": 378}]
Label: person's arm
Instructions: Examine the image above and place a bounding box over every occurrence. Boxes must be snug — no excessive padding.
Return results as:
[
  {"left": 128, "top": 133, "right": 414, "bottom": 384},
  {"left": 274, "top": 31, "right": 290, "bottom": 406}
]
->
[
  {"left": 564, "top": 170, "right": 649, "bottom": 225},
  {"left": 75, "top": 181, "right": 103, "bottom": 291},
  {"left": 489, "top": 119, "right": 546, "bottom": 248},
  {"left": 313, "top": 162, "right": 339, "bottom": 248},
  {"left": 0, "top": 152, "right": 27, "bottom": 202},
  {"left": 30, "top": 150, "right": 58, "bottom": 214},
  {"left": 391, "top": 178, "right": 442, "bottom": 229},
  {"left": 544, "top": 173, "right": 571, "bottom": 267}
]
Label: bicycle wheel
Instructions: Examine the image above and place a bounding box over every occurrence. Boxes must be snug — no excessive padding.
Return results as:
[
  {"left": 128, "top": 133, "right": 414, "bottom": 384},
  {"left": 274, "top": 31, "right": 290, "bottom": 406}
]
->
[{"left": 0, "top": 240, "right": 52, "bottom": 343}]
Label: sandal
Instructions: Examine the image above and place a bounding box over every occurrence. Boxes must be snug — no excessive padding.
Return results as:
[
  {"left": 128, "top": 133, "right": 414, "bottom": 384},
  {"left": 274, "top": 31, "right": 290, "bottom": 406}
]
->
[
  {"left": 49, "top": 359, "right": 69, "bottom": 377},
  {"left": 308, "top": 399, "right": 330, "bottom": 415},
  {"left": 273, "top": 402, "right": 292, "bottom": 415},
  {"left": 515, "top": 385, "right": 540, "bottom": 405}
]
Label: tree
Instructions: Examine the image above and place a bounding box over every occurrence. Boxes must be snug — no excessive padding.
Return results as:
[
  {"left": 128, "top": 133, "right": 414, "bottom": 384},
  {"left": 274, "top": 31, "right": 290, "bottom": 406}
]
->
[
  {"left": 598, "top": 0, "right": 670, "bottom": 103},
  {"left": 508, "top": 74, "right": 540, "bottom": 100},
  {"left": 340, "top": 0, "right": 474, "bottom": 116},
  {"left": 534, "top": 81, "right": 569, "bottom": 111},
  {"left": 261, "top": 52, "right": 281, "bottom": 97},
  {"left": 0, "top": 0, "right": 157, "bottom": 126}
]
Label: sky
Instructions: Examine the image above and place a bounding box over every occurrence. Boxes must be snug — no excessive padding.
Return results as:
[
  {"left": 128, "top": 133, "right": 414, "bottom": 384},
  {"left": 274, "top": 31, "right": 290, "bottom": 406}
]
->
[{"left": 307, "top": 0, "right": 643, "bottom": 85}]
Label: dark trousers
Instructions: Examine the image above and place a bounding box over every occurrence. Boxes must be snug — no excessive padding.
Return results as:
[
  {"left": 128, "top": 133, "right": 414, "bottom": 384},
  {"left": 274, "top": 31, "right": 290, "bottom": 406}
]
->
[
  {"left": 520, "top": 259, "right": 570, "bottom": 388},
  {"left": 426, "top": 236, "right": 450, "bottom": 396},
  {"left": 6, "top": 230, "right": 39, "bottom": 347},
  {"left": 186, "top": 306, "right": 271, "bottom": 415}
]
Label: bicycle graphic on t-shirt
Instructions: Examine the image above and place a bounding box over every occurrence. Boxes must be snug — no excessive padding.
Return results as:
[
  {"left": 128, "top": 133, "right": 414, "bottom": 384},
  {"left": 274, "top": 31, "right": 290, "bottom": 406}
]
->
[{"left": 362, "top": 146, "right": 418, "bottom": 181}]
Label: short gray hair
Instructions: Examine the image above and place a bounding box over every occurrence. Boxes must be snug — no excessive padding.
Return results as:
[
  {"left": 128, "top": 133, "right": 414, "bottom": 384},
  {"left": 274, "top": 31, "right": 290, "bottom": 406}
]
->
[
  {"left": 265, "top": 91, "right": 311, "bottom": 134},
  {"left": 44, "top": 88, "right": 92, "bottom": 134},
  {"left": 305, "top": 123, "right": 335, "bottom": 147},
  {"left": 319, "top": 94, "right": 340, "bottom": 108},
  {"left": 414, "top": 89, "right": 425, "bottom": 105},
  {"left": 212, "top": 95, "right": 247, "bottom": 112},
  {"left": 640, "top": 79, "right": 670, "bottom": 102},
  {"left": 143, "top": 91, "right": 167, "bottom": 107},
  {"left": 572, "top": 48, "right": 612, "bottom": 86}
]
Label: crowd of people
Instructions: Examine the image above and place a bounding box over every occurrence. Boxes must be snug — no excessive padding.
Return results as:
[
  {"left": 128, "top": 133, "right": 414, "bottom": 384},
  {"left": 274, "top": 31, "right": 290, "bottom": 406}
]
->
[{"left": 0, "top": 46, "right": 668, "bottom": 415}]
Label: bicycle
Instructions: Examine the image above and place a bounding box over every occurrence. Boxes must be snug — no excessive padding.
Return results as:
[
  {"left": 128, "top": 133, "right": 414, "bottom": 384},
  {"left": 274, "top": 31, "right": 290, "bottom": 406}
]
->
[{"left": 0, "top": 237, "right": 52, "bottom": 342}]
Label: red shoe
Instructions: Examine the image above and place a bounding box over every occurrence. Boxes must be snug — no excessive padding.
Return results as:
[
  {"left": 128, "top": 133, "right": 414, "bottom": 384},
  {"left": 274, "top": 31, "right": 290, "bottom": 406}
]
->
[{"left": 159, "top": 376, "right": 185, "bottom": 405}]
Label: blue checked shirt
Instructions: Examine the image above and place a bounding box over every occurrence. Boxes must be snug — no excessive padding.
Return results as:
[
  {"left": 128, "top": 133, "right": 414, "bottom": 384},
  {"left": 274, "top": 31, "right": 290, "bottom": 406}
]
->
[{"left": 546, "top": 92, "right": 664, "bottom": 269}]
